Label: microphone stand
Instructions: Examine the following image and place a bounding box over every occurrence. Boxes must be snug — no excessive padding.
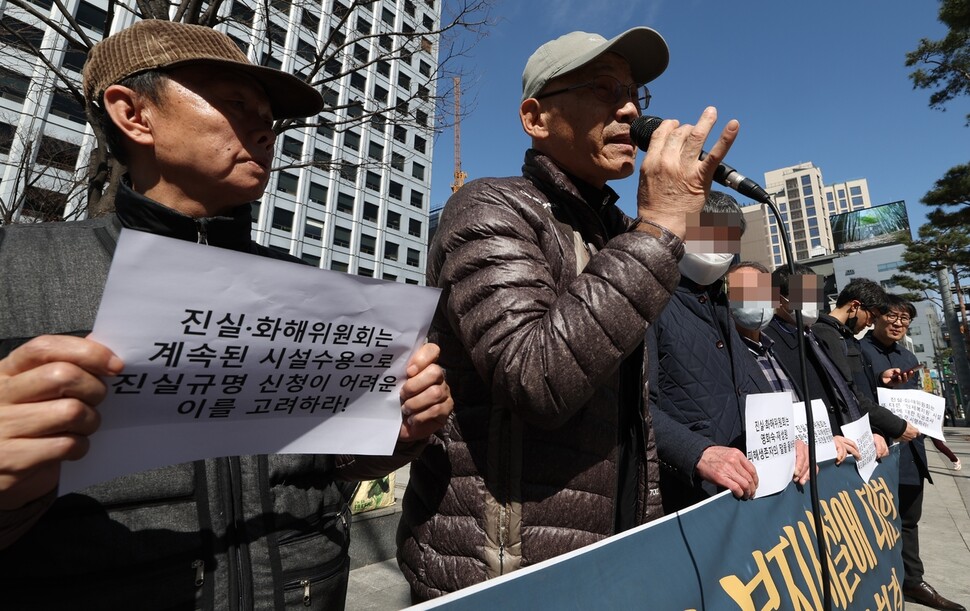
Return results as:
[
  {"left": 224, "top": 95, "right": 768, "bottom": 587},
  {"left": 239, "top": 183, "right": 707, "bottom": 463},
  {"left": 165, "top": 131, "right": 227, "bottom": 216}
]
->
[{"left": 759, "top": 194, "right": 832, "bottom": 611}]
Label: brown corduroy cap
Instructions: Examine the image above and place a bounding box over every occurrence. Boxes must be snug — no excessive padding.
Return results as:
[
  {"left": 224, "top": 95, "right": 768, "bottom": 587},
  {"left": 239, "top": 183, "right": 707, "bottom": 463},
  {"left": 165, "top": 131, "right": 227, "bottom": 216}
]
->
[{"left": 82, "top": 20, "right": 323, "bottom": 119}]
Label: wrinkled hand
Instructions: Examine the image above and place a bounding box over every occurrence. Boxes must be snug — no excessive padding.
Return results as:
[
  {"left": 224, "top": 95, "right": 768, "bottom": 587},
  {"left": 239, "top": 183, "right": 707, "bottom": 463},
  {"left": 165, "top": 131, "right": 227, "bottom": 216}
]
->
[
  {"left": 898, "top": 421, "right": 919, "bottom": 443},
  {"left": 695, "top": 445, "right": 758, "bottom": 499},
  {"left": 873, "top": 434, "right": 889, "bottom": 459},
  {"left": 635, "top": 106, "right": 740, "bottom": 238},
  {"left": 793, "top": 439, "right": 811, "bottom": 485},
  {"left": 398, "top": 343, "right": 452, "bottom": 442},
  {"left": 0, "top": 335, "right": 121, "bottom": 510},
  {"left": 833, "top": 435, "right": 860, "bottom": 465}
]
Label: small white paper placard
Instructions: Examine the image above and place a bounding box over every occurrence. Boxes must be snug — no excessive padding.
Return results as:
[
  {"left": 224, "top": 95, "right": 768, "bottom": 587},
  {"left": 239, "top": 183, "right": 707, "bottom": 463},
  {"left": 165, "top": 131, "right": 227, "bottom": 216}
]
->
[
  {"left": 744, "top": 392, "right": 797, "bottom": 498},
  {"left": 792, "top": 399, "right": 838, "bottom": 463},
  {"left": 841, "top": 414, "right": 878, "bottom": 482},
  {"left": 876, "top": 387, "right": 945, "bottom": 441}
]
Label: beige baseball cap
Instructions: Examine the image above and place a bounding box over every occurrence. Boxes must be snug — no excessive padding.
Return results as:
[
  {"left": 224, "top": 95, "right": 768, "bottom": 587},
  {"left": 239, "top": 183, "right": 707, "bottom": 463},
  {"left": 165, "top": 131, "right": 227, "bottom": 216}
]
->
[
  {"left": 521, "top": 27, "right": 669, "bottom": 102},
  {"left": 83, "top": 20, "right": 323, "bottom": 119}
]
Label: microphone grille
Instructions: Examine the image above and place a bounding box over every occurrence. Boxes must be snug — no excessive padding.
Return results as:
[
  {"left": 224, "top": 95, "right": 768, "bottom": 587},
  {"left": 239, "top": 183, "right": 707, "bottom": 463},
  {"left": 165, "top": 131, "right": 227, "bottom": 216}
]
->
[{"left": 630, "top": 116, "right": 663, "bottom": 151}]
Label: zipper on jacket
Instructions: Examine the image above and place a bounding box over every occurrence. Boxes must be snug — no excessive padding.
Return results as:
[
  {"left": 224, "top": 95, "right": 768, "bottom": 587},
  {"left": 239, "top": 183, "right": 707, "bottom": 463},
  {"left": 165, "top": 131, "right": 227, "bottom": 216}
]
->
[
  {"left": 300, "top": 579, "right": 311, "bottom": 607},
  {"left": 192, "top": 559, "right": 205, "bottom": 587},
  {"left": 196, "top": 219, "right": 209, "bottom": 245},
  {"left": 224, "top": 457, "right": 253, "bottom": 609}
]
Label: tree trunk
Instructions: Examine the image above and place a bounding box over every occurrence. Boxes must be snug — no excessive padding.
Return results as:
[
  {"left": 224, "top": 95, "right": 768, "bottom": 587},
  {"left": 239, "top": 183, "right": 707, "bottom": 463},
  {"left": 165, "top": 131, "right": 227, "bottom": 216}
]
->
[{"left": 938, "top": 268, "right": 970, "bottom": 413}]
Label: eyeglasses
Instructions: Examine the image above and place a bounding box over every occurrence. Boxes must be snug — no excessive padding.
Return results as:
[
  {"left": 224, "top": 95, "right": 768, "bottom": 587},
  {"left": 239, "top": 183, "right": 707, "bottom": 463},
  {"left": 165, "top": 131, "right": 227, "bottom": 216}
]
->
[
  {"left": 883, "top": 312, "right": 912, "bottom": 326},
  {"left": 535, "top": 75, "right": 651, "bottom": 112}
]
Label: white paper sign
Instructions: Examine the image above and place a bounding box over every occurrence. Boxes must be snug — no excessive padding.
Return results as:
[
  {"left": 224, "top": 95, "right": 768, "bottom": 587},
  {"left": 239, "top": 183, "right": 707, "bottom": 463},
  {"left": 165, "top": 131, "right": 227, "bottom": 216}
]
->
[
  {"left": 876, "top": 387, "right": 946, "bottom": 441},
  {"left": 744, "top": 392, "right": 796, "bottom": 499},
  {"left": 792, "top": 400, "right": 838, "bottom": 463},
  {"left": 59, "top": 229, "right": 441, "bottom": 493},
  {"left": 840, "top": 414, "right": 878, "bottom": 482}
]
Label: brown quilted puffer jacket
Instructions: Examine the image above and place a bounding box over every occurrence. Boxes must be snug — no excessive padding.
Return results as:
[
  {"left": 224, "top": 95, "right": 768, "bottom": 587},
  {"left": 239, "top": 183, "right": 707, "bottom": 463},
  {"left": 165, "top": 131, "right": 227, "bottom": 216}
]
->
[{"left": 397, "top": 150, "right": 683, "bottom": 600}]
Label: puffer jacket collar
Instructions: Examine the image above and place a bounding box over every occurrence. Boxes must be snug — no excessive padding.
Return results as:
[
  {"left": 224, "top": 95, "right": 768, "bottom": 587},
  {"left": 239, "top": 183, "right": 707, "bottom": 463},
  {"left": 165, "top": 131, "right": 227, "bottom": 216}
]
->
[
  {"left": 114, "top": 180, "right": 255, "bottom": 253},
  {"left": 521, "top": 149, "right": 621, "bottom": 248}
]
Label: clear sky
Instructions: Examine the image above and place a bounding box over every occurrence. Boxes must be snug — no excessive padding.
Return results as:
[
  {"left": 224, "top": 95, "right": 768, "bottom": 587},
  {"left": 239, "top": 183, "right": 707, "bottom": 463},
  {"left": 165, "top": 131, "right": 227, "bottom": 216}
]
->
[{"left": 428, "top": 0, "right": 968, "bottom": 236}]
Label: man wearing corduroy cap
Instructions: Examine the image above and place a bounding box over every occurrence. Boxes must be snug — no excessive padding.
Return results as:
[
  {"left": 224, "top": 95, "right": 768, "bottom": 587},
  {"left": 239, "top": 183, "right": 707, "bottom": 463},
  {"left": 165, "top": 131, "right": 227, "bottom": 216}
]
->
[
  {"left": 397, "top": 27, "right": 740, "bottom": 600},
  {"left": 0, "top": 20, "right": 452, "bottom": 610}
]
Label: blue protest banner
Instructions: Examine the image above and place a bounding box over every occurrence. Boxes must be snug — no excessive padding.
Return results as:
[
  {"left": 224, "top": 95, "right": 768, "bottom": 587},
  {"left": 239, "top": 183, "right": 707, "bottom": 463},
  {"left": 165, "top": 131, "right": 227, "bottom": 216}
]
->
[{"left": 421, "top": 447, "right": 903, "bottom": 610}]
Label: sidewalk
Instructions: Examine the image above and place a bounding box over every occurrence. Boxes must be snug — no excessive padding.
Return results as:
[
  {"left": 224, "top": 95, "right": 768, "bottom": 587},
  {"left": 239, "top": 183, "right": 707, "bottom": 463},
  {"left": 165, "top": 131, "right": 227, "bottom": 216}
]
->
[{"left": 346, "top": 427, "right": 970, "bottom": 610}]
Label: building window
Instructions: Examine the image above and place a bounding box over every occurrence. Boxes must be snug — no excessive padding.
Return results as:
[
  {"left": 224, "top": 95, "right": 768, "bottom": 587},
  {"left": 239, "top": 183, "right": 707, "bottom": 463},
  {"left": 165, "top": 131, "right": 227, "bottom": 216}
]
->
[
  {"left": 304, "top": 218, "right": 324, "bottom": 241},
  {"left": 381, "top": 7, "right": 395, "bottom": 24},
  {"left": 358, "top": 267, "right": 373, "bottom": 278},
  {"left": 414, "top": 135, "right": 426, "bottom": 153},
  {"left": 331, "top": 260, "right": 349, "bottom": 272},
  {"left": 408, "top": 218, "right": 422, "bottom": 238},
  {"left": 76, "top": 1, "right": 107, "bottom": 33},
  {"left": 383, "top": 273, "right": 397, "bottom": 281},
  {"left": 350, "top": 72, "right": 366, "bottom": 91},
  {"left": 384, "top": 241, "right": 399, "bottom": 261},
  {"left": 336, "top": 192, "right": 355, "bottom": 214},
  {"left": 49, "top": 89, "right": 86, "bottom": 124},
  {"left": 365, "top": 171, "right": 381, "bottom": 191},
  {"left": 363, "top": 201, "right": 379, "bottom": 222},
  {"left": 277, "top": 172, "right": 299, "bottom": 195},
  {"left": 271, "top": 207, "right": 294, "bottom": 232},
  {"left": 38, "top": 136, "right": 81, "bottom": 171},
  {"left": 308, "top": 182, "right": 328, "bottom": 204},
  {"left": 411, "top": 162, "right": 425, "bottom": 180},
  {"left": 281, "top": 136, "right": 303, "bottom": 159},
  {"left": 845, "top": 269, "right": 855, "bottom": 276},
  {"left": 301, "top": 252, "right": 320, "bottom": 267},
  {"left": 386, "top": 210, "right": 401, "bottom": 230},
  {"left": 338, "top": 162, "right": 358, "bottom": 182},
  {"left": 393, "top": 125, "right": 407, "bottom": 143},
  {"left": 376, "top": 60, "right": 391, "bottom": 77},
  {"left": 0, "top": 67, "right": 29, "bottom": 104},
  {"left": 368, "top": 142, "right": 384, "bottom": 161},
  {"left": 391, "top": 153, "right": 405, "bottom": 171},
  {"left": 343, "top": 130, "right": 361, "bottom": 151},
  {"left": 333, "top": 225, "right": 352, "bottom": 248},
  {"left": 389, "top": 180, "right": 403, "bottom": 200},
  {"left": 360, "top": 233, "right": 376, "bottom": 255},
  {"left": 406, "top": 247, "right": 420, "bottom": 267},
  {"left": 398, "top": 72, "right": 411, "bottom": 90},
  {"left": 409, "top": 190, "right": 423, "bottom": 209}
]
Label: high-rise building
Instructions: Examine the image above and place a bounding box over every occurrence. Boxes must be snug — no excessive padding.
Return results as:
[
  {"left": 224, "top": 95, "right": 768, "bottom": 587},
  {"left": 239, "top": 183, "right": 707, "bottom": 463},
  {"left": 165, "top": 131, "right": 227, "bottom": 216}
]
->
[
  {"left": 740, "top": 162, "right": 872, "bottom": 269},
  {"left": 0, "top": 0, "right": 440, "bottom": 285}
]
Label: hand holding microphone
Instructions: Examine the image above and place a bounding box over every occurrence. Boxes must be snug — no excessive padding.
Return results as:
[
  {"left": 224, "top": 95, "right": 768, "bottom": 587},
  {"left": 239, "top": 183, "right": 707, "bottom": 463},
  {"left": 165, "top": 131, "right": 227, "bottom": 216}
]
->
[
  {"left": 632, "top": 107, "right": 740, "bottom": 238},
  {"left": 631, "top": 112, "right": 772, "bottom": 205}
]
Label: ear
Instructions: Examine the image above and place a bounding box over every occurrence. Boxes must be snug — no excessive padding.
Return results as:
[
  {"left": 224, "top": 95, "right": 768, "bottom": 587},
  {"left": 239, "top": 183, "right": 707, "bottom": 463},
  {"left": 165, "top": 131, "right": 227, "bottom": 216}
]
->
[
  {"left": 102, "top": 84, "right": 158, "bottom": 148},
  {"left": 519, "top": 98, "right": 548, "bottom": 140}
]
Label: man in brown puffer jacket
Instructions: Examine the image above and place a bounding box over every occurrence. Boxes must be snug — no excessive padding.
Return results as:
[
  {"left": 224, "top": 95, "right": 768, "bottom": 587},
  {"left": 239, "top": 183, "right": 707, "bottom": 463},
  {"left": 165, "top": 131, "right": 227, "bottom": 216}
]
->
[{"left": 397, "top": 26, "right": 741, "bottom": 601}]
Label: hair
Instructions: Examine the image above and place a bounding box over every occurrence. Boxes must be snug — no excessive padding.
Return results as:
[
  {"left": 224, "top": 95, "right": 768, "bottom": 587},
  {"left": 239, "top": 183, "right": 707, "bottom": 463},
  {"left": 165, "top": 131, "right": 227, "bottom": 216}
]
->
[
  {"left": 771, "top": 263, "right": 815, "bottom": 297},
  {"left": 702, "top": 190, "right": 747, "bottom": 236},
  {"left": 729, "top": 260, "right": 770, "bottom": 274},
  {"left": 834, "top": 277, "right": 887, "bottom": 310},
  {"left": 880, "top": 293, "right": 917, "bottom": 319},
  {"left": 91, "top": 70, "right": 169, "bottom": 165}
]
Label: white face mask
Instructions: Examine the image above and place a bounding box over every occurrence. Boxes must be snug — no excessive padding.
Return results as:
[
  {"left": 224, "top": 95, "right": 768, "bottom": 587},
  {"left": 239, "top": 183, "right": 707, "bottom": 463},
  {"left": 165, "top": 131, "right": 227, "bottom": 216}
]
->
[
  {"left": 731, "top": 306, "right": 774, "bottom": 332},
  {"left": 800, "top": 306, "right": 819, "bottom": 327},
  {"left": 678, "top": 253, "right": 734, "bottom": 286}
]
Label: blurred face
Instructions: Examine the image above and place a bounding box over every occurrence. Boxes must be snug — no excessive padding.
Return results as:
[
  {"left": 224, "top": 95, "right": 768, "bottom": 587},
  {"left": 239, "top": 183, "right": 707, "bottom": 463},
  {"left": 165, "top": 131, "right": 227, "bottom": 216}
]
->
[
  {"left": 684, "top": 211, "right": 743, "bottom": 255},
  {"left": 874, "top": 307, "right": 912, "bottom": 344},
  {"left": 727, "top": 267, "right": 776, "bottom": 310},
  {"left": 142, "top": 66, "right": 276, "bottom": 216},
  {"left": 530, "top": 53, "right": 641, "bottom": 187}
]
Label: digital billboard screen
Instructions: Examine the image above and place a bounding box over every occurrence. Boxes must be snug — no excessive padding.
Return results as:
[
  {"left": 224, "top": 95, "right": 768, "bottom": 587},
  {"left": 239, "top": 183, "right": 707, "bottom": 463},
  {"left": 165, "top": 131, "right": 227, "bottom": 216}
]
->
[{"left": 829, "top": 200, "right": 910, "bottom": 252}]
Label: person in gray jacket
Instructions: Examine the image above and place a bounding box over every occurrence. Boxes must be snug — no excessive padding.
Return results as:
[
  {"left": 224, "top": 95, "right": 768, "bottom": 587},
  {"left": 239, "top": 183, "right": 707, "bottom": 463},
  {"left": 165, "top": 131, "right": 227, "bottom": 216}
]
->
[
  {"left": 0, "top": 20, "right": 452, "bottom": 610},
  {"left": 396, "top": 27, "right": 740, "bottom": 600}
]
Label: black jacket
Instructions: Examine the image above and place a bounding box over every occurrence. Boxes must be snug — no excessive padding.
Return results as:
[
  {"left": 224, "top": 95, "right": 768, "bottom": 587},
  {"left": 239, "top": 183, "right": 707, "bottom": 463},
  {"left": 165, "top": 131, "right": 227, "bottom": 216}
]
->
[{"left": 647, "top": 279, "right": 760, "bottom": 510}]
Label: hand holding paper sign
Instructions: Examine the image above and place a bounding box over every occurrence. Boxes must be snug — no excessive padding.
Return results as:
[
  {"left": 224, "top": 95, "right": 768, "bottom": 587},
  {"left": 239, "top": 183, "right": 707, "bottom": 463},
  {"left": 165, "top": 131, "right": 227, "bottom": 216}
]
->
[
  {"left": 0, "top": 335, "right": 120, "bottom": 512},
  {"left": 398, "top": 343, "right": 453, "bottom": 442}
]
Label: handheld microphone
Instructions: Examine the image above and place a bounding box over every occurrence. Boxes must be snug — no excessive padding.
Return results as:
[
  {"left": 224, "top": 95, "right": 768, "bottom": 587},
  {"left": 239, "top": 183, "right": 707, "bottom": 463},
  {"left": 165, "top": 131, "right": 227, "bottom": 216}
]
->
[{"left": 630, "top": 116, "right": 772, "bottom": 205}]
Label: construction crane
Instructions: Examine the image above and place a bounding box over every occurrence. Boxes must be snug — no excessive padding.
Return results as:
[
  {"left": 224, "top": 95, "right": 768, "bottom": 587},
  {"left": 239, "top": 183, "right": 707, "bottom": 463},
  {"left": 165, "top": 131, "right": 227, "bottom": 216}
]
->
[{"left": 451, "top": 76, "right": 467, "bottom": 193}]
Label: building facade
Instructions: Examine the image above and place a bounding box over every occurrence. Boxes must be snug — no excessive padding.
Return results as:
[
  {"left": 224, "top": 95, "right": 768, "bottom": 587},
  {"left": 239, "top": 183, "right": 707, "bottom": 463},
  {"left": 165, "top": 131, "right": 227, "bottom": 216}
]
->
[
  {"left": 0, "top": 0, "right": 440, "bottom": 285},
  {"left": 740, "top": 162, "right": 872, "bottom": 269}
]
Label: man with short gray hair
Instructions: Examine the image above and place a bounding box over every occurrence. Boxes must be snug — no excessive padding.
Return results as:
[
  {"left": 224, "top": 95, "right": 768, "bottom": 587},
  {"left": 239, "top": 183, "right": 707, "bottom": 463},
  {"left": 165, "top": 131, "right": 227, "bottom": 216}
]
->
[{"left": 397, "top": 27, "right": 740, "bottom": 600}]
